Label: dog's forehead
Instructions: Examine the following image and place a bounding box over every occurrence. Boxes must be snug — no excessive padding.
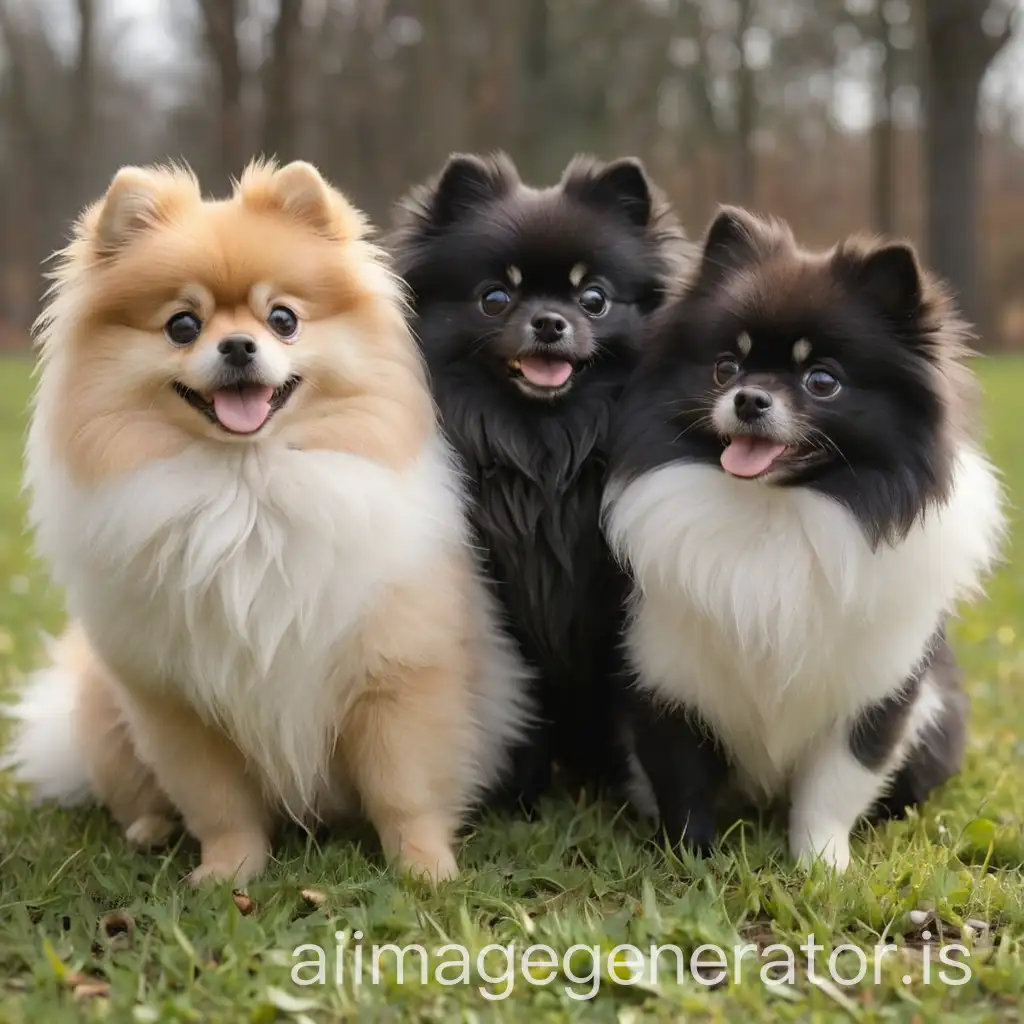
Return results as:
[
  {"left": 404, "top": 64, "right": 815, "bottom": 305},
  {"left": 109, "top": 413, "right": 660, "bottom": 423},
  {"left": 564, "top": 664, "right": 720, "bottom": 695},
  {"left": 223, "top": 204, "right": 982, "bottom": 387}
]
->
[
  {"left": 736, "top": 333, "right": 818, "bottom": 371},
  {"left": 743, "top": 254, "right": 833, "bottom": 303},
  {"left": 488, "top": 198, "right": 643, "bottom": 282},
  {"left": 503, "top": 246, "right": 605, "bottom": 289},
  {"left": 720, "top": 256, "right": 848, "bottom": 355}
]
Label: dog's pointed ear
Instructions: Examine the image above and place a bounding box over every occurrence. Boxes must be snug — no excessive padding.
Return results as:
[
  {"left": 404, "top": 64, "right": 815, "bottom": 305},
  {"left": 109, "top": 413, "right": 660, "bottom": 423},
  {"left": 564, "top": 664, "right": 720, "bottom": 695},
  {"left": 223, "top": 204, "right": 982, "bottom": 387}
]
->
[
  {"left": 836, "top": 241, "right": 923, "bottom": 321},
  {"left": 694, "top": 206, "right": 766, "bottom": 290},
  {"left": 427, "top": 153, "right": 515, "bottom": 227},
  {"left": 239, "top": 159, "right": 364, "bottom": 239},
  {"left": 94, "top": 167, "right": 166, "bottom": 252},
  {"left": 266, "top": 161, "right": 335, "bottom": 232},
  {"left": 565, "top": 157, "right": 653, "bottom": 227}
]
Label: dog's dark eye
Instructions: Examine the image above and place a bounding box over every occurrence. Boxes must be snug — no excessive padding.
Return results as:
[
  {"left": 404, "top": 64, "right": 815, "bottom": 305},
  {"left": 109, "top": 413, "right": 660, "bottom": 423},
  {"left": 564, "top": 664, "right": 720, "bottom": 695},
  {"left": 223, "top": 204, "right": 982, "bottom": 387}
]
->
[
  {"left": 267, "top": 305, "right": 299, "bottom": 339},
  {"left": 714, "top": 355, "right": 740, "bottom": 386},
  {"left": 578, "top": 286, "right": 608, "bottom": 317},
  {"left": 803, "top": 368, "right": 841, "bottom": 399},
  {"left": 165, "top": 312, "right": 202, "bottom": 347},
  {"left": 481, "top": 288, "right": 511, "bottom": 317}
]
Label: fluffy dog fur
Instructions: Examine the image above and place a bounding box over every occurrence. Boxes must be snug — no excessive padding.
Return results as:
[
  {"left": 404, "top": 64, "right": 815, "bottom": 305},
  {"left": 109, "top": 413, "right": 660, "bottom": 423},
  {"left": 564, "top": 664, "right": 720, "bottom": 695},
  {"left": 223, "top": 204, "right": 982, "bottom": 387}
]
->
[
  {"left": 390, "top": 153, "right": 690, "bottom": 803},
  {"left": 4, "top": 160, "right": 530, "bottom": 884},
  {"left": 604, "top": 207, "right": 1005, "bottom": 870}
]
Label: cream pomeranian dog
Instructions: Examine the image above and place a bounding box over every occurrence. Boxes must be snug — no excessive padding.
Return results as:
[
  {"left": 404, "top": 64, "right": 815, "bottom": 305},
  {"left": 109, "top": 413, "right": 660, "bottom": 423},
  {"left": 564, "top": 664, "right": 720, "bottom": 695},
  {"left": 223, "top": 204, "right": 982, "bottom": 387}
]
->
[{"left": 4, "top": 159, "right": 529, "bottom": 885}]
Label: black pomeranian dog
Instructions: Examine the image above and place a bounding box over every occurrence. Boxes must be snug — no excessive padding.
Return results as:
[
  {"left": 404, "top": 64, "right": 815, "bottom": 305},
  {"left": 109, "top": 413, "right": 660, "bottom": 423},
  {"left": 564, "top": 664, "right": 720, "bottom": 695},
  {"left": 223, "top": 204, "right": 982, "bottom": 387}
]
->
[
  {"left": 603, "top": 207, "right": 1004, "bottom": 868},
  {"left": 390, "top": 153, "right": 690, "bottom": 806}
]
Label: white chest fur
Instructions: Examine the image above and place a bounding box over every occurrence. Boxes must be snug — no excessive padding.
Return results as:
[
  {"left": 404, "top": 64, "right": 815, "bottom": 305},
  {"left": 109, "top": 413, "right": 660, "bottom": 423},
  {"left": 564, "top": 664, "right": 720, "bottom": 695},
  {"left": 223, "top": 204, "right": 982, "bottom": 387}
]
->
[
  {"left": 27, "top": 436, "right": 469, "bottom": 813},
  {"left": 605, "top": 450, "right": 1003, "bottom": 795}
]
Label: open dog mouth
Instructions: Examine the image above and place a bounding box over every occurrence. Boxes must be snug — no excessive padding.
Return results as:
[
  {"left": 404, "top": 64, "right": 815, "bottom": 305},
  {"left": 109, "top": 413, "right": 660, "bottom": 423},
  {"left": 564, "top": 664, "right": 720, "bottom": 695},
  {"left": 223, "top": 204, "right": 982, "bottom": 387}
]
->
[
  {"left": 173, "top": 377, "right": 301, "bottom": 435},
  {"left": 507, "top": 355, "right": 580, "bottom": 397},
  {"left": 720, "top": 435, "right": 791, "bottom": 478},
  {"left": 720, "top": 433, "right": 829, "bottom": 479}
]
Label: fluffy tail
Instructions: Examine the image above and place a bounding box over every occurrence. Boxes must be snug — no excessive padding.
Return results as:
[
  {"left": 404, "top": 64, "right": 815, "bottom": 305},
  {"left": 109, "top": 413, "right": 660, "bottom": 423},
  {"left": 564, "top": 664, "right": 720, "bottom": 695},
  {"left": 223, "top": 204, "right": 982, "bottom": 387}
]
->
[{"left": 2, "top": 637, "right": 93, "bottom": 806}]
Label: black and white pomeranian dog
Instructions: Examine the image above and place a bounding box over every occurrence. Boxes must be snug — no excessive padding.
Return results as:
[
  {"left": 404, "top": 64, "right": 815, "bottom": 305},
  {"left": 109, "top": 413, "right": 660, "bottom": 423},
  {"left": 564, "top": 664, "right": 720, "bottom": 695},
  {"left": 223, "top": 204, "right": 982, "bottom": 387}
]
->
[
  {"left": 390, "top": 153, "right": 690, "bottom": 805},
  {"left": 603, "top": 207, "right": 1004, "bottom": 869}
]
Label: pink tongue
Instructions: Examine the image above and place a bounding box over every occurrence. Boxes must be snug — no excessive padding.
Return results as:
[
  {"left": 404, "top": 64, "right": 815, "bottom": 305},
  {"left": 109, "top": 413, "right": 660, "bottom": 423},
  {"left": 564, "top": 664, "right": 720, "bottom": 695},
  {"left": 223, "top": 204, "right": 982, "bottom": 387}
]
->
[
  {"left": 518, "top": 356, "right": 573, "bottom": 388},
  {"left": 721, "top": 436, "right": 789, "bottom": 478},
  {"left": 211, "top": 385, "right": 275, "bottom": 434}
]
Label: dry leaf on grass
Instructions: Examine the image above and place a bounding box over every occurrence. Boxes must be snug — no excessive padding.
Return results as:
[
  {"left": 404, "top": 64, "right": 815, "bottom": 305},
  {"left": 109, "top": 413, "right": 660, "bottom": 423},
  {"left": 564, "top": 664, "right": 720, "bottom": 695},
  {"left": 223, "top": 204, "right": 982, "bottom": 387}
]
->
[
  {"left": 72, "top": 981, "right": 111, "bottom": 1000},
  {"left": 65, "top": 973, "right": 110, "bottom": 999},
  {"left": 232, "top": 891, "right": 256, "bottom": 915},
  {"left": 300, "top": 888, "right": 327, "bottom": 907}
]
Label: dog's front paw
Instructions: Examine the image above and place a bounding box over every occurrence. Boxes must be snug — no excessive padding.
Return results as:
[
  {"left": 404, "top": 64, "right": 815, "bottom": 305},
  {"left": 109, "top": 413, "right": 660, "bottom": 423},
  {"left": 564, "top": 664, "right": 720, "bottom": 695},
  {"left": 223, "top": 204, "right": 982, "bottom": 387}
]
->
[
  {"left": 125, "top": 813, "right": 177, "bottom": 849},
  {"left": 790, "top": 827, "right": 851, "bottom": 873},
  {"left": 681, "top": 814, "right": 718, "bottom": 857},
  {"left": 655, "top": 807, "right": 717, "bottom": 857},
  {"left": 398, "top": 842, "right": 459, "bottom": 884},
  {"left": 376, "top": 813, "right": 459, "bottom": 884},
  {"left": 189, "top": 832, "right": 270, "bottom": 886}
]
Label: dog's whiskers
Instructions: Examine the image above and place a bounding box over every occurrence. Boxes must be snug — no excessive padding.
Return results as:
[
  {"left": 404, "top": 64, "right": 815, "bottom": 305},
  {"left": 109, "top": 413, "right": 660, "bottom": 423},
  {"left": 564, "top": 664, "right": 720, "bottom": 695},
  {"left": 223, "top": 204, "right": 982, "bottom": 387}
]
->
[
  {"left": 468, "top": 329, "right": 504, "bottom": 358},
  {"left": 798, "top": 425, "right": 857, "bottom": 478},
  {"left": 671, "top": 415, "right": 713, "bottom": 443}
]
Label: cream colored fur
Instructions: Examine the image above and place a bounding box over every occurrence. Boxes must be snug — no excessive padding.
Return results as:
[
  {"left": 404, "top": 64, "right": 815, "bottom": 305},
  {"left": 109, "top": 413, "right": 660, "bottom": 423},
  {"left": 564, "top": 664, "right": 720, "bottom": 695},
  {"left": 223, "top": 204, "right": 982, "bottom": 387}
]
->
[{"left": 5, "top": 160, "right": 530, "bottom": 885}]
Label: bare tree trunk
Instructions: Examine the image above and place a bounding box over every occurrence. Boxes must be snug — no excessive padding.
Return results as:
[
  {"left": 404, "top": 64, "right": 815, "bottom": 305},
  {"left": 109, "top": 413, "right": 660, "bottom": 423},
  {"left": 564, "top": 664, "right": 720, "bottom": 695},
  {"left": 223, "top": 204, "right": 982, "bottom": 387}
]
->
[
  {"left": 734, "top": 0, "right": 757, "bottom": 206},
  {"left": 921, "top": 0, "right": 1012, "bottom": 331},
  {"left": 261, "top": 0, "right": 303, "bottom": 162},
  {"left": 0, "top": 3, "right": 52, "bottom": 325},
  {"left": 69, "top": 0, "right": 95, "bottom": 177},
  {"left": 872, "top": 3, "right": 896, "bottom": 234},
  {"left": 467, "top": 4, "right": 518, "bottom": 157},
  {"left": 399, "top": 0, "right": 459, "bottom": 187},
  {"left": 519, "top": 0, "right": 550, "bottom": 180},
  {"left": 198, "top": 0, "right": 245, "bottom": 184}
]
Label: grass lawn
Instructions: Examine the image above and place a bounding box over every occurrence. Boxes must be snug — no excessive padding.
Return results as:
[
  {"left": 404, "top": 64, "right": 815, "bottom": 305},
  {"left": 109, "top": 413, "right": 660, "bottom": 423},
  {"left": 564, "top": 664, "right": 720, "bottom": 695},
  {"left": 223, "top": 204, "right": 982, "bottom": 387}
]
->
[{"left": 0, "top": 354, "right": 1021, "bottom": 1023}]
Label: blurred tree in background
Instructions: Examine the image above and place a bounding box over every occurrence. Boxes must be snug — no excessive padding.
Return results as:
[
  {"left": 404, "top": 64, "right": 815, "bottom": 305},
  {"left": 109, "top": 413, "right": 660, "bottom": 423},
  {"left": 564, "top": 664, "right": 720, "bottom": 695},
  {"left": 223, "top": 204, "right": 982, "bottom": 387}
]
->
[
  {"left": 0, "top": 0, "right": 1020, "bottom": 345},
  {"left": 920, "top": 0, "right": 1014, "bottom": 331}
]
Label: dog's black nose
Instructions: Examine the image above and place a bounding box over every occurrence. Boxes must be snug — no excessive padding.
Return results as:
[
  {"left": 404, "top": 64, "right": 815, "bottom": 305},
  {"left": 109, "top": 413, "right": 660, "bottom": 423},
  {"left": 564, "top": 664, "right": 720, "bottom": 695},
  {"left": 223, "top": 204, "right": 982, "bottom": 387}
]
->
[
  {"left": 531, "top": 312, "right": 571, "bottom": 345},
  {"left": 218, "top": 334, "right": 257, "bottom": 368},
  {"left": 733, "top": 387, "right": 773, "bottom": 421}
]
